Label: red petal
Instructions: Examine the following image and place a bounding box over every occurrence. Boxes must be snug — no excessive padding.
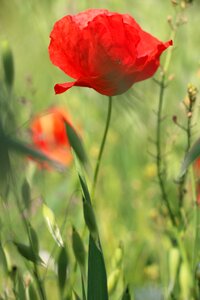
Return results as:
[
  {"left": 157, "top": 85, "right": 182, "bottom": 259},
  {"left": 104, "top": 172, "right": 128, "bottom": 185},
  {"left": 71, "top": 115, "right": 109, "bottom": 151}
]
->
[{"left": 54, "top": 81, "right": 92, "bottom": 94}]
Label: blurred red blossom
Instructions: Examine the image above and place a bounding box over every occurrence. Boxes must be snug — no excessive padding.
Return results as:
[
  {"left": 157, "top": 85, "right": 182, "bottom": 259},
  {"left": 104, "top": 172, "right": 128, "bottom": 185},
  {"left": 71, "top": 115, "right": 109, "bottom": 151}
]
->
[
  {"left": 31, "top": 107, "right": 74, "bottom": 167},
  {"left": 49, "top": 9, "right": 172, "bottom": 96}
]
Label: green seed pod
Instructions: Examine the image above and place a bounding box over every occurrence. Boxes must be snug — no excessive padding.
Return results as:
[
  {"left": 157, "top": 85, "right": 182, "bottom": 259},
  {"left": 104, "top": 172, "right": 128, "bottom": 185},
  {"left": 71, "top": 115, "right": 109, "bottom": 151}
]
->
[
  {"left": 179, "top": 262, "right": 191, "bottom": 299},
  {"left": 108, "top": 268, "right": 121, "bottom": 295},
  {"left": 83, "top": 197, "right": 98, "bottom": 243},
  {"left": 13, "top": 242, "right": 41, "bottom": 264},
  {"left": 168, "top": 246, "right": 180, "bottom": 288},
  {"left": 72, "top": 227, "right": 85, "bottom": 268},
  {"left": 1, "top": 40, "right": 14, "bottom": 89}
]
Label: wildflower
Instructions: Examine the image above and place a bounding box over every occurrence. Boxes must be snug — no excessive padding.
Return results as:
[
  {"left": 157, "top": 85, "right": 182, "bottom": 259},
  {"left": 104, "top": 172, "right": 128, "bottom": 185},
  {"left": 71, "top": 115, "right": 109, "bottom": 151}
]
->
[
  {"left": 49, "top": 9, "right": 172, "bottom": 96},
  {"left": 31, "top": 107, "right": 73, "bottom": 167}
]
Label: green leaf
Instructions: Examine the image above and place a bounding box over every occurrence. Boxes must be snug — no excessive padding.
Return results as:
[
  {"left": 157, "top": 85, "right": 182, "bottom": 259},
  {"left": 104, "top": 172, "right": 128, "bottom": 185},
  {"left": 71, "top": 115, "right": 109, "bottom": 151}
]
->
[
  {"left": 3, "top": 134, "right": 62, "bottom": 169},
  {"left": 21, "top": 179, "right": 31, "bottom": 211},
  {"left": 72, "top": 227, "right": 86, "bottom": 269},
  {"left": 121, "top": 286, "right": 131, "bottom": 300},
  {"left": 79, "top": 175, "right": 91, "bottom": 204},
  {"left": 65, "top": 122, "right": 87, "bottom": 165},
  {"left": 13, "top": 242, "right": 41, "bottom": 264},
  {"left": 58, "top": 246, "right": 68, "bottom": 293},
  {"left": 28, "top": 281, "right": 39, "bottom": 300},
  {"left": 1, "top": 40, "right": 14, "bottom": 89},
  {"left": 83, "top": 197, "right": 99, "bottom": 247},
  {"left": 87, "top": 236, "right": 108, "bottom": 300},
  {"left": 42, "top": 204, "right": 64, "bottom": 247},
  {"left": 179, "top": 137, "right": 200, "bottom": 177},
  {"left": 77, "top": 174, "right": 108, "bottom": 300},
  {"left": 28, "top": 224, "right": 39, "bottom": 255}
]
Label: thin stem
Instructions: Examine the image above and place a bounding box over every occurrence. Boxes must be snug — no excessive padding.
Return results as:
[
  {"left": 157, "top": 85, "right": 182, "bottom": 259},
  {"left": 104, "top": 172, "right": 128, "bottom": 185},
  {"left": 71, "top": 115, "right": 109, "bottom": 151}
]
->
[
  {"left": 156, "top": 76, "right": 176, "bottom": 227},
  {"left": 92, "top": 96, "right": 113, "bottom": 198},
  {"left": 178, "top": 107, "right": 192, "bottom": 208}
]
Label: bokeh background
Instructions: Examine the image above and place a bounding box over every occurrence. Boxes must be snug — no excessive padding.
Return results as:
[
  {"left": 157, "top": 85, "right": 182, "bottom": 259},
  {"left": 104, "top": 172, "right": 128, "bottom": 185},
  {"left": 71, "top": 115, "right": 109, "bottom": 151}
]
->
[{"left": 0, "top": 0, "right": 200, "bottom": 299}]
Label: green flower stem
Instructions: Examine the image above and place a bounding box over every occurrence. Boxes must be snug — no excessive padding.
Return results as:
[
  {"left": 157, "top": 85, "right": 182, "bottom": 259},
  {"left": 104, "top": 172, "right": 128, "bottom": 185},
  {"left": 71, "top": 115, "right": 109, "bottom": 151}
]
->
[
  {"left": 92, "top": 96, "right": 113, "bottom": 198},
  {"left": 155, "top": 23, "right": 178, "bottom": 227},
  {"left": 178, "top": 92, "right": 194, "bottom": 209},
  {"left": 163, "top": 29, "right": 176, "bottom": 74},
  {"left": 156, "top": 76, "right": 176, "bottom": 227}
]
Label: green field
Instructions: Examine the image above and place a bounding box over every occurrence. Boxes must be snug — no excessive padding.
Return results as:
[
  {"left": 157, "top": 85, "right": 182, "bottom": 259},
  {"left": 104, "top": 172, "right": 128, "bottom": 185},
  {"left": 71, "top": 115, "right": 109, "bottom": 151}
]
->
[{"left": 0, "top": 1, "right": 200, "bottom": 299}]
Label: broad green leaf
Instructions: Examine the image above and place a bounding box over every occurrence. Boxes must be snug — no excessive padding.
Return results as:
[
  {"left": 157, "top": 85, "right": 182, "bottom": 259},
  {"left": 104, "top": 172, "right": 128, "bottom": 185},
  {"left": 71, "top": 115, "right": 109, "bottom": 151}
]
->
[
  {"left": 42, "top": 204, "right": 64, "bottom": 247},
  {"left": 121, "top": 286, "right": 131, "bottom": 300},
  {"left": 77, "top": 174, "right": 108, "bottom": 300},
  {"left": 87, "top": 236, "right": 108, "bottom": 300},
  {"left": 13, "top": 242, "right": 41, "bottom": 264},
  {"left": 58, "top": 245, "right": 68, "bottom": 293},
  {"left": 179, "top": 137, "right": 200, "bottom": 177},
  {"left": 65, "top": 122, "right": 87, "bottom": 165}
]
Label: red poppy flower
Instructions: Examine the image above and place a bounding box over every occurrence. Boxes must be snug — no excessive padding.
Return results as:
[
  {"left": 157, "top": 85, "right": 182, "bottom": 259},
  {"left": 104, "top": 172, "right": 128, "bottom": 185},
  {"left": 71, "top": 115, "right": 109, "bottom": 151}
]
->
[
  {"left": 49, "top": 9, "right": 172, "bottom": 96},
  {"left": 31, "top": 107, "right": 73, "bottom": 167}
]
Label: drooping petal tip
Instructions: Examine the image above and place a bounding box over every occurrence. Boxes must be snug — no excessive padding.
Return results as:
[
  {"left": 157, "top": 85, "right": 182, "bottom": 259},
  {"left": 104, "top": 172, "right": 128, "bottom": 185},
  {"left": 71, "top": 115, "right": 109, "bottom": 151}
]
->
[{"left": 54, "top": 82, "right": 76, "bottom": 94}]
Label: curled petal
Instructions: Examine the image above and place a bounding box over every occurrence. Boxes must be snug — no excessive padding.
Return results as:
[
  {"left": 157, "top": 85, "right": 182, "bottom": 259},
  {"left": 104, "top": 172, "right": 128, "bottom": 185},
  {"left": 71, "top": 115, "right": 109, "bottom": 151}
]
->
[{"left": 54, "top": 81, "right": 92, "bottom": 94}]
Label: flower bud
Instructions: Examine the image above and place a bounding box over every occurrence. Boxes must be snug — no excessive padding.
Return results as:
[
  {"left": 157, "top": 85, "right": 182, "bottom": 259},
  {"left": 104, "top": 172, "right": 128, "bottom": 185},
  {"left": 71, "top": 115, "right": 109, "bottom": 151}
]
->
[
  {"left": 187, "top": 83, "right": 198, "bottom": 103},
  {"left": 1, "top": 40, "right": 14, "bottom": 90},
  {"left": 72, "top": 227, "right": 85, "bottom": 268}
]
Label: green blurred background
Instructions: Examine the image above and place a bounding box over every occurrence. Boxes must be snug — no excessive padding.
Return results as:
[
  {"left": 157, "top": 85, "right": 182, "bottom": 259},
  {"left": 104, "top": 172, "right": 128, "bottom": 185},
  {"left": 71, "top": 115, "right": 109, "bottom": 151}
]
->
[{"left": 0, "top": 0, "right": 200, "bottom": 299}]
